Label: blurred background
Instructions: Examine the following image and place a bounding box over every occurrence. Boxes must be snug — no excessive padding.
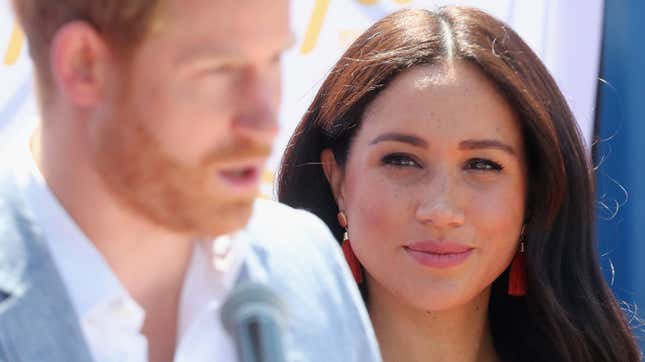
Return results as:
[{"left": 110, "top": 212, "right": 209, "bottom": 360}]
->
[{"left": 1, "top": 0, "right": 643, "bottom": 350}]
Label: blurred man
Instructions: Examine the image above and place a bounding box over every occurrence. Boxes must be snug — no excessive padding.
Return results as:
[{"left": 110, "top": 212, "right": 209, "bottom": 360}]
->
[{"left": 0, "top": 1, "right": 381, "bottom": 361}]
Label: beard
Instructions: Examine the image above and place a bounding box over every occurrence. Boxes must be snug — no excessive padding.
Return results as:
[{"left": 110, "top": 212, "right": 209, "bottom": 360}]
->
[{"left": 91, "top": 95, "right": 271, "bottom": 239}]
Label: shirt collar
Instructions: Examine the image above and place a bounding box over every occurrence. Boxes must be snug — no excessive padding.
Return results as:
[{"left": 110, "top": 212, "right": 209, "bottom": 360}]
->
[{"left": 177, "top": 232, "right": 250, "bottom": 340}]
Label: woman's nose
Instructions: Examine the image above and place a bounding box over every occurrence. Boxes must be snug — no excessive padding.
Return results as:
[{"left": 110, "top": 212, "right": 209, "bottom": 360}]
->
[{"left": 415, "top": 173, "right": 465, "bottom": 229}]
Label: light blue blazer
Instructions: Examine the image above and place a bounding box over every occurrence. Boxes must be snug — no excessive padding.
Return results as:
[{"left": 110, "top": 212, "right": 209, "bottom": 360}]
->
[{"left": 0, "top": 169, "right": 382, "bottom": 362}]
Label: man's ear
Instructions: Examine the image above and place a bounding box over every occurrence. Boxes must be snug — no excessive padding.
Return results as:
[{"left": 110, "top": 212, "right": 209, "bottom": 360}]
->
[
  {"left": 50, "top": 21, "right": 112, "bottom": 107},
  {"left": 321, "top": 149, "right": 346, "bottom": 209}
]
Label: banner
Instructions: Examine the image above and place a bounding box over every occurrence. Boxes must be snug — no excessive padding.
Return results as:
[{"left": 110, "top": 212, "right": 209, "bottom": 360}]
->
[
  {"left": 1, "top": 0, "right": 604, "bottom": 195},
  {"left": 0, "top": 0, "right": 36, "bottom": 148}
]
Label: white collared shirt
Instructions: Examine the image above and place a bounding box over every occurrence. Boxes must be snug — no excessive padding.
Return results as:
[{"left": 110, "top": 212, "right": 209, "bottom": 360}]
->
[{"left": 14, "top": 140, "right": 249, "bottom": 362}]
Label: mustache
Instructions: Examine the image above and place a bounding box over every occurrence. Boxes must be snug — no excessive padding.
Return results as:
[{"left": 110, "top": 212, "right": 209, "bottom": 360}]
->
[{"left": 202, "top": 140, "right": 273, "bottom": 165}]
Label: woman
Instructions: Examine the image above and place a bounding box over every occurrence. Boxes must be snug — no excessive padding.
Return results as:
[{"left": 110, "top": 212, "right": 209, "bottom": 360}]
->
[{"left": 278, "top": 6, "right": 640, "bottom": 362}]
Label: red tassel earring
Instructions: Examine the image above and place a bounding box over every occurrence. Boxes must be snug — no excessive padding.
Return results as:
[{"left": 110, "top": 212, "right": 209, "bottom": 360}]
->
[
  {"left": 338, "top": 212, "right": 363, "bottom": 284},
  {"left": 508, "top": 227, "right": 527, "bottom": 296}
]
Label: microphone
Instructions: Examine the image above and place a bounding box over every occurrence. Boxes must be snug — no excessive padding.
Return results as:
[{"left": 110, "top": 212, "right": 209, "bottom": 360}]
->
[{"left": 221, "top": 281, "right": 288, "bottom": 362}]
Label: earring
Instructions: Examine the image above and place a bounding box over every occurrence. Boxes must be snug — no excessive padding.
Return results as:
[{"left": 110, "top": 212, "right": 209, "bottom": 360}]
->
[
  {"left": 508, "top": 225, "right": 527, "bottom": 297},
  {"left": 337, "top": 211, "right": 363, "bottom": 284}
]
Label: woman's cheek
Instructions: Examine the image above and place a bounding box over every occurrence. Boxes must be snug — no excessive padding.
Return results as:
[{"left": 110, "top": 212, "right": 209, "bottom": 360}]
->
[
  {"left": 469, "top": 184, "right": 525, "bottom": 249},
  {"left": 345, "top": 171, "right": 408, "bottom": 254}
]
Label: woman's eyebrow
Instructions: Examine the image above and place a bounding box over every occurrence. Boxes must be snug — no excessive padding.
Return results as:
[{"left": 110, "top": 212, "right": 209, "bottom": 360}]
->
[
  {"left": 459, "top": 139, "right": 517, "bottom": 156},
  {"left": 369, "top": 132, "right": 428, "bottom": 148}
]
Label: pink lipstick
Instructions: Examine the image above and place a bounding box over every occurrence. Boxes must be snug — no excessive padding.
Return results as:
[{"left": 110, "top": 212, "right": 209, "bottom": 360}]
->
[{"left": 404, "top": 240, "right": 473, "bottom": 268}]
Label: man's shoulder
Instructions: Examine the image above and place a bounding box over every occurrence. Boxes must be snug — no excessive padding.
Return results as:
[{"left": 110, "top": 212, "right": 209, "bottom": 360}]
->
[
  {"left": 244, "top": 199, "right": 355, "bottom": 307},
  {"left": 246, "top": 198, "right": 338, "bottom": 256},
  {"left": 0, "top": 166, "right": 28, "bottom": 290},
  {"left": 247, "top": 198, "right": 328, "bottom": 232},
  {"left": 242, "top": 199, "right": 381, "bottom": 362},
  {"left": 0, "top": 162, "right": 43, "bottom": 303},
  {"left": 0, "top": 163, "right": 93, "bottom": 362},
  {"left": 244, "top": 199, "right": 347, "bottom": 280}
]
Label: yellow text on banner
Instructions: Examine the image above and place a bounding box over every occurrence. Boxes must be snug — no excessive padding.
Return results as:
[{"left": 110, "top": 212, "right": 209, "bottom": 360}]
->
[{"left": 3, "top": 23, "right": 24, "bottom": 66}]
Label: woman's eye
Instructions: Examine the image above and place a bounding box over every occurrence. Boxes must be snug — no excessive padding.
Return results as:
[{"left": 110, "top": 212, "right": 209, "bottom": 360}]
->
[
  {"left": 465, "top": 158, "right": 503, "bottom": 171},
  {"left": 381, "top": 153, "right": 421, "bottom": 168}
]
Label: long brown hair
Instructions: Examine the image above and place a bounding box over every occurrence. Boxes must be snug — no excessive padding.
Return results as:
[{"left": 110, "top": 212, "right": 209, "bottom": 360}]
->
[{"left": 278, "top": 7, "right": 640, "bottom": 362}]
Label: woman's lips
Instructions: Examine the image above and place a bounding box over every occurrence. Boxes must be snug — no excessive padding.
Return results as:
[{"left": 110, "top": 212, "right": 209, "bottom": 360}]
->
[{"left": 404, "top": 240, "right": 474, "bottom": 268}]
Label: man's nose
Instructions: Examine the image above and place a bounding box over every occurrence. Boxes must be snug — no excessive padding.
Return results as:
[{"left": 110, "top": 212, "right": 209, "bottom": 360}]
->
[{"left": 231, "top": 69, "right": 281, "bottom": 143}]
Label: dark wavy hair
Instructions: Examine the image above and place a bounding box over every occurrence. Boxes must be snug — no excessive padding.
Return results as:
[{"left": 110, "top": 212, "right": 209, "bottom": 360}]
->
[{"left": 277, "top": 6, "right": 640, "bottom": 362}]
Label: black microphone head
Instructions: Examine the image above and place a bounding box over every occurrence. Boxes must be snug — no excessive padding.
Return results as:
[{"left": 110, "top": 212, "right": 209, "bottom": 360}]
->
[
  {"left": 221, "top": 282, "right": 288, "bottom": 362},
  {"left": 221, "top": 281, "right": 286, "bottom": 331}
]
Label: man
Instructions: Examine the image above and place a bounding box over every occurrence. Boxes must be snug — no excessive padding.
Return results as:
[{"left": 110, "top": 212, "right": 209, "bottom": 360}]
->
[{"left": 0, "top": 1, "right": 381, "bottom": 361}]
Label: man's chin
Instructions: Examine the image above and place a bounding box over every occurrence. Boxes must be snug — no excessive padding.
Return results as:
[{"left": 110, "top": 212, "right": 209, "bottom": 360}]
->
[
  {"left": 191, "top": 199, "right": 256, "bottom": 239},
  {"left": 119, "top": 190, "right": 257, "bottom": 240}
]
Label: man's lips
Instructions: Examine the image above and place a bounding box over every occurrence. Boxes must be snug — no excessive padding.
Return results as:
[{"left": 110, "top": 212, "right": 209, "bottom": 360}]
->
[
  {"left": 404, "top": 240, "right": 474, "bottom": 268},
  {"left": 217, "top": 164, "right": 262, "bottom": 189}
]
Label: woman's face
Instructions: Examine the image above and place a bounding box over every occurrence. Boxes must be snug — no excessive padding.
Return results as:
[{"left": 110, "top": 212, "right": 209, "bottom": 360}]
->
[{"left": 324, "top": 62, "right": 527, "bottom": 312}]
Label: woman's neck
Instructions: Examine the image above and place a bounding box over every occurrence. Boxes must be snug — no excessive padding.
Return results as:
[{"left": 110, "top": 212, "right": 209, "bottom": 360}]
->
[{"left": 367, "top": 276, "right": 498, "bottom": 362}]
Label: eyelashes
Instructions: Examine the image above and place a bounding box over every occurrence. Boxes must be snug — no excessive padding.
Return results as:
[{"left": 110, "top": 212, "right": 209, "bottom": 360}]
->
[
  {"left": 464, "top": 158, "right": 503, "bottom": 172},
  {"left": 381, "top": 153, "right": 421, "bottom": 168},
  {"left": 380, "top": 153, "right": 504, "bottom": 172}
]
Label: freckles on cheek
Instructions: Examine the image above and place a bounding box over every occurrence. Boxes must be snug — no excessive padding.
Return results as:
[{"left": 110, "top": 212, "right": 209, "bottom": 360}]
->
[
  {"left": 469, "top": 187, "right": 525, "bottom": 238},
  {"left": 354, "top": 194, "right": 389, "bottom": 233},
  {"left": 345, "top": 170, "right": 402, "bottom": 242}
]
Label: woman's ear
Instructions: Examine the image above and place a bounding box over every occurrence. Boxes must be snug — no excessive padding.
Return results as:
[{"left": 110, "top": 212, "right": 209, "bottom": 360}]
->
[{"left": 321, "top": 149, "right": 345, "bottom": 209}]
